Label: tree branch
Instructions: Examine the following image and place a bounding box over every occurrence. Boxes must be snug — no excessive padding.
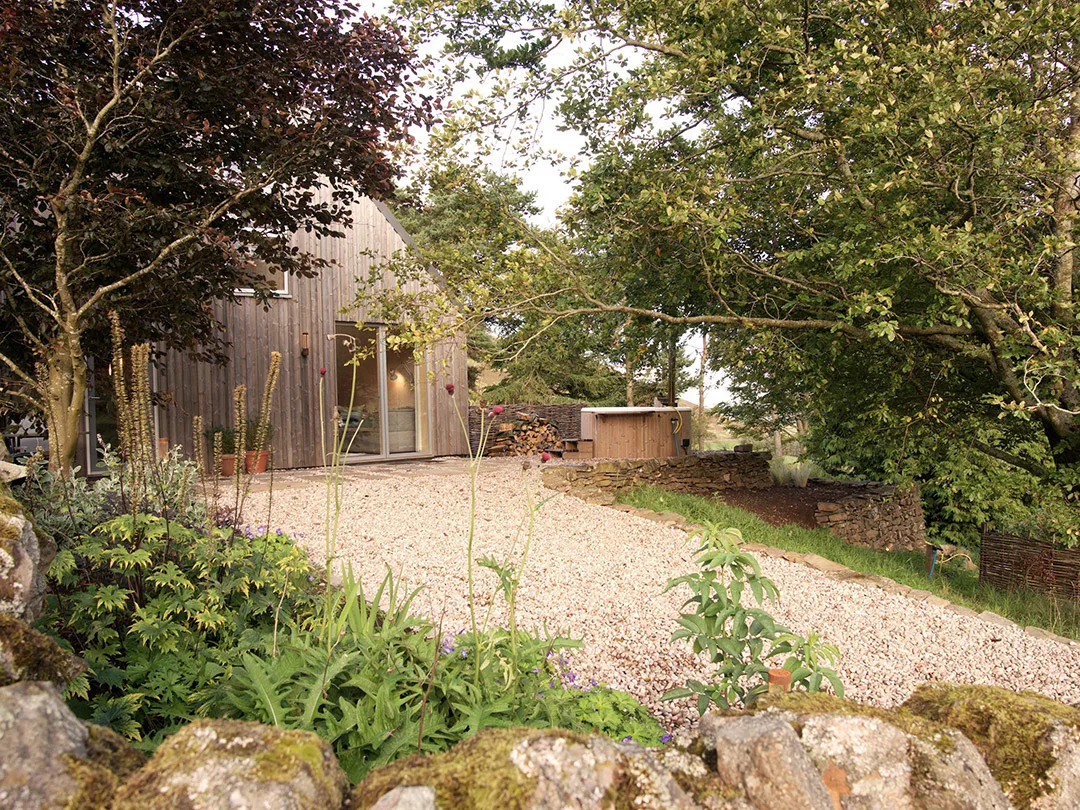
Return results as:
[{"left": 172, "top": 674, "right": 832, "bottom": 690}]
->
[{"left": 971, "top": 439, "right": 1052, "bottom": 480}]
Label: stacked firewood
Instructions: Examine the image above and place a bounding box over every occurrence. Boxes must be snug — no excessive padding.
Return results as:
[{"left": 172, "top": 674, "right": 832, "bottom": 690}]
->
[{"left": 484, "top": 411, "right": 561, "bottom": 456}]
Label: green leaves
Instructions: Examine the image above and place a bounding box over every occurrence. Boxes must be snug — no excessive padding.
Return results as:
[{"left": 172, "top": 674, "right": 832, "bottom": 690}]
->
[
  {"left": 665, "top": 524, "right": 842, "bottom": 712},
  {"left": 211, "top": 567, "right": 648, "bottom": 783},
  {"left": 42, "top": 512, "right": 318, "bottom": 746}
]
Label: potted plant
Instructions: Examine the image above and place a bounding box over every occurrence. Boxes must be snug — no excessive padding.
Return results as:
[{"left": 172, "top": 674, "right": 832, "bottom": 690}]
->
[
  {"left": 205, "top": 420, "right": 273, "bottom": 475},
  {"left": 243, "top": 418, "right": 274, "bottom": 473}
]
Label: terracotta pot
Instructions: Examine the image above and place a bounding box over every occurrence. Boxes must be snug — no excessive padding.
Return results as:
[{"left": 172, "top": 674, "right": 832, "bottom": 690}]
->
[
  {"left": 219, "top": 454, "right": 237, "bottom": 477},
  {"left": 244, "top": 450, "right": 270, "bottom": 474}
]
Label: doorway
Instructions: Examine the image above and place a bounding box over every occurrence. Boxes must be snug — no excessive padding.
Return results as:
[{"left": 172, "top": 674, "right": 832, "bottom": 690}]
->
[{"left": 334, "top": 323, "right": 431, "bottom": 461}]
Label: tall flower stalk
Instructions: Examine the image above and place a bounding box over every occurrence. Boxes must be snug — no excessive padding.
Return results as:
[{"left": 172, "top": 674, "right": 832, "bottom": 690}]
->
[{"left": 447, "top": 383, "right": 489, "bottom": 687}]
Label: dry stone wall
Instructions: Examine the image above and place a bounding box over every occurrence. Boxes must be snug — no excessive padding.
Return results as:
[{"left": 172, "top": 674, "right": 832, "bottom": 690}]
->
[
  {"left": 541, "top": 451, "right": 771, "bottom": 504},
  {"left": 814, "top": 483, "right": 925, "bottom": 552}
]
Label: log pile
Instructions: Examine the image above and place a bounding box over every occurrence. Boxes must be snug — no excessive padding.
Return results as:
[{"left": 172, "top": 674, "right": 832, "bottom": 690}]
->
[{"left": 484, "top": 411, "right": 561, "bottom": 456}]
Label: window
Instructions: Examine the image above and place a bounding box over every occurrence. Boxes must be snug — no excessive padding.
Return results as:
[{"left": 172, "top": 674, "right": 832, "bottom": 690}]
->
[{"left": 234, "top": 259, "right": 289, "bottom": 297}]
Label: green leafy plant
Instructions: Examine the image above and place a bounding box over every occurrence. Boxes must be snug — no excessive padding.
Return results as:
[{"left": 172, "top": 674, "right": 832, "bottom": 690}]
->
[
  {"left": 663, "top": 523, "right": 843, "bottom": 712},
  {"left": 211, "top": 567, "right": 607, "bottom": 781},
  {"left": 563, "top": 686, "right": 667, "bottom": 747},
  {"left": 17, "top": 445, "right": 206, "bottom": 547},
  {"left": 44, "top": 513, "right": 317, "bottom": 746}
]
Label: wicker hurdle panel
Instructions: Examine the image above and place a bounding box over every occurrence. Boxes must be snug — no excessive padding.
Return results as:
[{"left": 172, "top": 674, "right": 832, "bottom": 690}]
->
[{"left": 979, "top": 531, "right": 1080, "bottom": 601}]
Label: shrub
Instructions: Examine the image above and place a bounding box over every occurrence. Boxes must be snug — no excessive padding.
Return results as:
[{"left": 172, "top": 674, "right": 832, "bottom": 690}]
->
[
  {"left": 16, "top": 446, "right": 205, "bottom": 547},
  {"left": 44, "top": 513, "right": 317, "bottom": 746},
  {"left": 664, "top": 523, "right": 843, "bottom": 712}
]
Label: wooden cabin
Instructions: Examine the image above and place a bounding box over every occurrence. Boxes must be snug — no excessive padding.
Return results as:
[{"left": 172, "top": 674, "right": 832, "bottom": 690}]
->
[{"left": 81, "top": 193, "right": 469, "bottom": 473}]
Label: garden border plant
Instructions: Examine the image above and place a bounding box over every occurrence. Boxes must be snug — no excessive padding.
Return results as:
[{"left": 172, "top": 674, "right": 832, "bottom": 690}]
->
[
  {"left": 206, "top": 339, "right": 667, "bottom": 783},
  {"left": 663, "top": 523, "right": 843, "bottom": 712}
]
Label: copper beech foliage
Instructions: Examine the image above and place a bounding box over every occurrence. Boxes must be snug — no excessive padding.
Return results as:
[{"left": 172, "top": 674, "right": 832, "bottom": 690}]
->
[{"left": 0, "top": 0, "right": 433, "bottom": 472}]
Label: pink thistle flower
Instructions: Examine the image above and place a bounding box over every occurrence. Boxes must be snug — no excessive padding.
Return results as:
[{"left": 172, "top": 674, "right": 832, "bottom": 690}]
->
[
  {"left": 319, "top": 367, "right": 326, "bottom": 377},
  {"left": 445, "top": 383, "right": 455, "bottom": 395},
  {"left": 491, "top": 405, "right": 504, "bottom": 415},
  {"left": 540, "top": 451, "right": 551, "bottom": 462}
]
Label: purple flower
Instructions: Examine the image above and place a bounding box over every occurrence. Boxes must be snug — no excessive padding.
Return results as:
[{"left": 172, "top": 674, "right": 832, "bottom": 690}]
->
[
  {"left": 307, "top": 575, "right": 315, "bottom": 582},
  {"left": 460, "top": 648, "right": 468, "bottom": 659},
  {"left": 565, "top": 672, "right": 577, "bottom": 683},
  {"left": 661, "top": 734, "right": 673, "bottom": 744},
  {"left": 622, "top": 736, "right": 633, "bottom": 743}
]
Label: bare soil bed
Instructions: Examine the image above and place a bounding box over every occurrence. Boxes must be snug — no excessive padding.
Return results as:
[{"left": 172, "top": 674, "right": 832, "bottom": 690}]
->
[{"left": 712, "top": 482, "right": 860, "bottom": 529}]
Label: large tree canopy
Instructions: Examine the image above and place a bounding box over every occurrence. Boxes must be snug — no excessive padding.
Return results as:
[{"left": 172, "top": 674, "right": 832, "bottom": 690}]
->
[
  {"left": 0, "top": 0, "right": 429, "bottom": 472},
  {"left": 389, "top": 0, "right": 1080, "bottom": 537}
]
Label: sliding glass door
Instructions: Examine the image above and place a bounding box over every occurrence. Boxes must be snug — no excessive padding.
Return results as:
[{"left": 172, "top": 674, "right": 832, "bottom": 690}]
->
[{"left": 334, "top": 323, "right": 430, "bottom": 461}]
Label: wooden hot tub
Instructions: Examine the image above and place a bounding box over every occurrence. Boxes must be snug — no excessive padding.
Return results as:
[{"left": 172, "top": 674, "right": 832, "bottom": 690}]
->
[{"left": 575, "top": 407, "right": 692, "bottom": 459}]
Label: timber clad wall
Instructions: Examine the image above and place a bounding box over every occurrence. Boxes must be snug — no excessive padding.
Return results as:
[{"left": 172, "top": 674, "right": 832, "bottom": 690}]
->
[{"left": 157, "top": 195, "right": 469, "bottom": 469}]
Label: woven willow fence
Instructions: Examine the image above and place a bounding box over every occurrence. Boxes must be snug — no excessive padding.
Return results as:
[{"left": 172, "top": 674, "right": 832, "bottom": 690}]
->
[{"left": 979, "top": 531, "right": 1080, "bottom": 601}]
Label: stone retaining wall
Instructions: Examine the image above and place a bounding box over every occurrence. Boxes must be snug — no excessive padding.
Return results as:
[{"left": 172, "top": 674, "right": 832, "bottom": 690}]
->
[
  {"left": 814, "top": 483, "right": 925, "bottom": 552},
  {"left": 469, "top": 402, "right": 586, "bottom": 453},
  {"left": 541, "top": 451, "right": 771, "bottom": 504}
]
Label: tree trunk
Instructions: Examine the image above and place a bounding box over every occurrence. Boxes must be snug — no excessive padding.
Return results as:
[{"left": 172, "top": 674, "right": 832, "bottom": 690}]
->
[
  {"left": 697, "top": 332, "right": 708, "bottom": 451},
  {"left": 45, "top": 331, "right": 88, "bottom": 476},
  {"left": 774, "top": 430, "right": 783, "bottom": 458},
  {"left": 625, "top": 358, "right": 635, "bottom": 406}
]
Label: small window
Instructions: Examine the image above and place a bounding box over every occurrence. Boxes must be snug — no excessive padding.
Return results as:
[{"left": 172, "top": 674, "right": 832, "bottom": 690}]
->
[{"left": 235, "top": 259, "right": 289, "bottom": 297}]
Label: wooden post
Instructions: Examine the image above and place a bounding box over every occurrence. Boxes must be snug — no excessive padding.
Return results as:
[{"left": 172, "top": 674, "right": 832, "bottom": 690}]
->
[
  {"left": 768, "top": 668, "right": 792, "bottom": 695},
  {"left": 158, "top": 437, "right": 169, "bottom": 459}
]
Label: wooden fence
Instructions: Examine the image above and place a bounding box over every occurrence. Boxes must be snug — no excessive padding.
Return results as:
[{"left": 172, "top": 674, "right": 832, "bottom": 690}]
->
[{"left": 979, "top": 531, "right": 1080, "bottom": 600}]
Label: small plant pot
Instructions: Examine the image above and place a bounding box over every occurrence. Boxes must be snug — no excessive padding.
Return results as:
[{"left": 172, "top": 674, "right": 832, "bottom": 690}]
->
[
  {"left": 244, "top": 450, "right": 270, "bottom": 474},
  {"left": 219, "top": 454, "right": 237, "bottom": 477}
]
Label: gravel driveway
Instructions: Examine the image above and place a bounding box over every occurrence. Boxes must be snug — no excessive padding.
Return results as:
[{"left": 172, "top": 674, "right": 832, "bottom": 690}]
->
[{"left": 245, "top": 459, "right": 1080, "bottom": 728}]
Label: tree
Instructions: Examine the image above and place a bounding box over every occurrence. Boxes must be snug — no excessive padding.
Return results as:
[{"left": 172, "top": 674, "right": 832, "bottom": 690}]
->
[
  {"left": 381, "top": 159, "right": 691, "bottom": 405},
  {"left": 393, "top": 0, "right": 1080, "bottom": 537},
  {"left": 0, "top": 0, "right": 429, "bottom": 473}
]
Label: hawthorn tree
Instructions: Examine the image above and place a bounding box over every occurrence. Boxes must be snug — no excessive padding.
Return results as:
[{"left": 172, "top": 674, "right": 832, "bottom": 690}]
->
[
  {"left": 390, "top": 0, "right": 1080, "bottom": 536},
  {"left": 0, "top": 0, "right": 429, "bottom": 473}
]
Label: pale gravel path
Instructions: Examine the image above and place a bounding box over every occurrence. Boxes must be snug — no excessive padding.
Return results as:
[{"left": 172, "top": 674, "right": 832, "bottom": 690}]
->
[{"left": 246, "top": 461, "right": 1080, "bottom": 728}]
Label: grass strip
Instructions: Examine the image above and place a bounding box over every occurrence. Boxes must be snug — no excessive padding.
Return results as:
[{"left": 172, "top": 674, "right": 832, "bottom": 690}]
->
[{"left": 620, "top": 485, "right": 1080, "bottom": 641}]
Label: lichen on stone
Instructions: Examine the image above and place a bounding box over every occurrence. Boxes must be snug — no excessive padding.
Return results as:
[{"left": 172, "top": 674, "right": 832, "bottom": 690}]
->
[
  {"left": 0, "top": 612, "right": 87, "bottom": 686},
  {"left": 903, "top": 683, "right": 1080, "bottom": 809},
  {"left": 351, "top": 727, "right": 560, "bottom": 810},
  {"left": 112, "top": 719, "right": 347, "bottom": 810},
  {"left": 62, "top": 752, "right": 121, "bottom": 810},
  {"left": 757, "top": 690, "right": 956, "bottom": 753}
]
